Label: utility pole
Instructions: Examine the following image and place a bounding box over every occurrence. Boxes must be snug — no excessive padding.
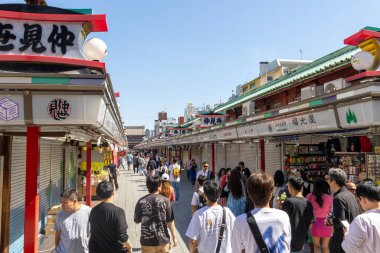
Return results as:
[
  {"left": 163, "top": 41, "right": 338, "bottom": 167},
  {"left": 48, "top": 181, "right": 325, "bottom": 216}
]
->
[{"left": 24, "top": 0, "right": 47, "bottom": 6}]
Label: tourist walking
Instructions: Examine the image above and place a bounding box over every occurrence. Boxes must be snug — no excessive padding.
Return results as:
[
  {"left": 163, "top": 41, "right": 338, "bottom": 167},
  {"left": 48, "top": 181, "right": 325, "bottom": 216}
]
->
[
  {"left": 158, "top": 160, "right": 168, "bottom": 177},
  {"left": 217, "top": 168, "right": 226, "bottom": 183},
  {"left": 169, "top": 158, "right": 181, "bottom": 203},
  {"left": 186, "top": 180, "right": 236, "bottom": 253},
  {"left": 185, "top": 157, "right": 192, "bottom": 181},
  {"left": 160, "top": 173, "right": 175, "bottom": 203},
  {"left": 126, "top": 152, "right": 133, "bottom": 170},
  {"left": 306, "top": 177, "right": 333, "bottom": 253},
  {"left": 232, "top": 173, "right": 291, "bottom": 252},
  {"left": 107, "top": 162, "right": 120, "bottom": 191},
  {"left": 282, "top": 175, "right": 314, "bottom": 253},
  {"left": 54, "top": 189, "right": 91, "bottom": 253},
  {"left": 134, "top": 176, "right": 177, "bottom": 252},
  {"left": 191, "top": 175, "right": 207, "bottom": 215},
  {"left": 272, "top": 170, "right": 285, "bottom": 208},
  {"left": 189, "top": 159, "right": 198, "bottom": 185},
  {"left": 146, "top": 155, "right": 157, "bottom": 177},
  {"left": 133, "top": 153, "right": 139, "bottom": 174},
  {"left": 89, "top": 181, "right": 132, "bottom": 253},
  {"left": 119, "top": 155, "right": 126, "bottom": 171},
  {"left": 238, "top": 161, "right": 250, "bottom": 182},
  {"left": 342, "top": 181, "right": 380, "bottom": 253},
  {"left": 226, "top": 167, "right": 246, "bottom": 217},
  {"left": 326, "top": 168, "right": 360, "bottom": 253},
  {"left": 218, "top": 168, "right": 231, "bottom": 206},
  {"left": 138, "top": 154, "right": 146, "bottom": 176},
  {"left": 195, "top": 162, "right": 214, "bottom": 190}
]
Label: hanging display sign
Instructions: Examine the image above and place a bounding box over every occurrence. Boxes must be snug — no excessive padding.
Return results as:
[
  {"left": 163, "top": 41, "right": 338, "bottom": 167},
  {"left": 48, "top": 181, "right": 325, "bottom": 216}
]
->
[
  {"left": 167, "top": 127, "right": 192, "bottom": 135},
  {"left": 255, "top": 109, "right": 338, "bottom": 136},
  {"left": 198, "top": 128, "right": 238, "bottom": 142},
  {"left": 0, "top": 8, "right": 107, "bottom": 68},
  {"left": 196, "top": 114, "right": 228, "bottom": 128},
  {"left": 337, "top": 100, "right": 380, "bottom": 128},
  {"left": 0, "top": 95, "right": 24, "bottom": 125}
]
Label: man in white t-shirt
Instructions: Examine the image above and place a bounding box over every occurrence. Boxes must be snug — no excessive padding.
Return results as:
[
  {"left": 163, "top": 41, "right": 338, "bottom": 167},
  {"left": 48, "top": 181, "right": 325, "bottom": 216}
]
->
[
  {"left": 169, "top": 158, "right": 181, "bottom": 203},
  {"left": 232, "top": 173, "right": 291, "bottom": 253},
  {"left": 342, "top": 181, "right": 380, "bottom": 253},
  {"left": 191, "top": 175, "right": 207, "bottom": 215},
  {"left": 186, "top": 180, "right": 236, "bottom": 253}
]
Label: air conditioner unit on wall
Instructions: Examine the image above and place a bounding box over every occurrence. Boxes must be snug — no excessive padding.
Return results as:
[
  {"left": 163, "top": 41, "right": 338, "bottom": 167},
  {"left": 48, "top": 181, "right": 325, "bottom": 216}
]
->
[
  {"left": 324, "top": 78, "right": 347, "bottom": 94},
  {"left": 242, "top": 101, "right": 255, "bottom": 116}
]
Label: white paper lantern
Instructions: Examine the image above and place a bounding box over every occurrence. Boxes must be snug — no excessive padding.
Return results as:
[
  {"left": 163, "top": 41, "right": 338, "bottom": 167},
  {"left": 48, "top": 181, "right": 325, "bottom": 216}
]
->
[
  {"left": 351, "top": 51, "right": 374, "bottom": 71},
  {"left": 83, "top": 38, "right": 108, "bottom": 61}
]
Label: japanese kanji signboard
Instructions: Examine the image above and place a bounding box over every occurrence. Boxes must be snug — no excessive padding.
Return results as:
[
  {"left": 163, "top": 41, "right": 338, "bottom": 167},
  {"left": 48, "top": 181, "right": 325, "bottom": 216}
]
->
[
  {"left": 47, "top": 98, "right": 71, "bottom": 121},
  {"left": 196, "top": 114, "right": 228, "bottom": 128},
  {"left": 0, "top": 8, "right": 107, "bottom": 68},
  {"left": 256, "top": 109, "right": 338, "bottom": 136}
]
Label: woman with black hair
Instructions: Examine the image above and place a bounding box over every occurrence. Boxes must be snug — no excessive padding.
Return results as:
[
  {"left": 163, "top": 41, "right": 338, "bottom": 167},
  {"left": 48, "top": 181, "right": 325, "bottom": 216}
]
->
[
  {"left": 226, "top": 167, "right": 246, "bottom": 216},
  {"left": 306, "top": 177, "right": 333, "bottom": 253},
  {"left": 272, "top": 170, "right": 285, "bottom": 208},
  {"left": 217, "top": 167, "right": 226, "bottom": 183}
]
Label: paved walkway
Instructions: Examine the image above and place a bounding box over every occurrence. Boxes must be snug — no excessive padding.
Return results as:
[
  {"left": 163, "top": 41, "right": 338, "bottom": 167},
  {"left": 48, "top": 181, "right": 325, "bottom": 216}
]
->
[{"left": 116, "top": 168, "right": 192, "bottom": 253}]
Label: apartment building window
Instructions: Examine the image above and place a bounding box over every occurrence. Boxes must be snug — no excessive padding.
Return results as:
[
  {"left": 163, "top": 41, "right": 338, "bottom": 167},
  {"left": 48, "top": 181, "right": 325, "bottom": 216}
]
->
[
  {"left": 249, "top": 83, "right": 255, "bottom": 89},
  {"left": 242, "top": 87, "right": 248, "bottom": 93},
  {"left": 267, "top": 76, "right": 273, "bottom": 82}
]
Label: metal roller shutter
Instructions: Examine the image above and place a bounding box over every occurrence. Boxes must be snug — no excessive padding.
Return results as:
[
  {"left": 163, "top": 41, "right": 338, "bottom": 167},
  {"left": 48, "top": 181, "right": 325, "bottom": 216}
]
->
[
  {"left": 39, "top": 142, "right": 51, "bottom": 234},
  {"left": 202, "top": 145, "right": 212, "bottom": 165},
  {"left": 9, "top": 137, "right": 26, "bottom": 253},
  {"left": 215, "top": 144, "right": 226, "bottom": 171},
  {"left": 50, "top": 143, "right": 63, "bottom": 206},
  {"left": 240, "top": 143, "right": 259, "bottom": 173},
  {"left": 265, "top": 141, "right": 282, "bottom": 176},
  {"left": 226, "top": 144, "right": 240, "bottom": 169},
  {"left": 64, "top": 146, "right": 78, "bottom": 190},
  {"left": 182, "top": 150, "right": 189, "bottom": 164},
  {"left": 191, "top": 146, "right": 202, "bottom": 169}
]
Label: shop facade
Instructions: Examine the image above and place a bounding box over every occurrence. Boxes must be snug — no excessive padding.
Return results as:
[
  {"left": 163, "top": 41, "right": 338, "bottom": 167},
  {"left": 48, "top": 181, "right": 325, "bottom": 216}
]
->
[{"left": 0, "top": 4, "right": 126, "bottom": 253}]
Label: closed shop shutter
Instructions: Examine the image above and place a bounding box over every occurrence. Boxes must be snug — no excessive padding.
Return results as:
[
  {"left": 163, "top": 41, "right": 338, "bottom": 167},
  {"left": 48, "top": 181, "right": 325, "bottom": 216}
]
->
[
  {"left": 191, "top": 146, "right": 202, "bottom": 169},
  {"left": 215, "top": 144, "right": 226, "bottom": 171},
  {"left": 202, "top": 145, "right": 212, "bottom": 165},
  {"left": 50, "top": 143, "right": 63, "bottom": 206},
  {"left": 64, "top": 146, "right": 78, "bottom": 190},
  {"left": 182, "top": 150, "right": 189, "bottom": 165},
  {"left": 265, "top": 142, "right": 282, "bottom": 176},
  {"left": 240, "top": 143, "right": 259, "bottom": 173},
  {"left": 9, "top": 137, "right": 26, "bottom": 253},
  {"left": 226, "top": 144, "right": 240, "bottom": 169},
  {"left": 39, "top": 141, "right": 51, "bottom": 234}
]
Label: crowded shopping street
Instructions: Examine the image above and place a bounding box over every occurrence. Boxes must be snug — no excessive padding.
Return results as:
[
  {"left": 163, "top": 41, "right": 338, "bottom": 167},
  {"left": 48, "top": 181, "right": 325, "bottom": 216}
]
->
[{"left": 0, "top": 0, "right": 380, "bottom": 253}]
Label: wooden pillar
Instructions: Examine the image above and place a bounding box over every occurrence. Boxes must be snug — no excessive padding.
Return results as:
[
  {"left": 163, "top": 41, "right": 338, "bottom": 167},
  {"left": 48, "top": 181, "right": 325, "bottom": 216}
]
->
[
  {"left": 259, "top": 139, "right": 265, "bottom": 172},
  {"left": 211, "top": 143, "right": 215, "bottom": 177},
  {"left": 86, "top": 141, "right": 92, "bottom": 206},
  {"left": 24, "top": 126, "right": 40, "bottom": 253},
  {"left": 189, "top": 146, "right": 192, "bottom": 159}
]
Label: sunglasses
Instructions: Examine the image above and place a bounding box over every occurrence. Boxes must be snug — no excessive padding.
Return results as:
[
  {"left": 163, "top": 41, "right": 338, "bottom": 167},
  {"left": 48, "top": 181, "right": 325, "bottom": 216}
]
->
[{"left": 204, "top": 165, "right": 209, "bottom": 168}]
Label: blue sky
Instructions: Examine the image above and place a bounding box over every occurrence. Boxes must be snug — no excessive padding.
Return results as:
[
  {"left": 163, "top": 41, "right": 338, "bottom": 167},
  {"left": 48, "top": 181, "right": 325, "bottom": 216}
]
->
[{"left": 6, "top": 1, "right": 380, "bottom": 129}]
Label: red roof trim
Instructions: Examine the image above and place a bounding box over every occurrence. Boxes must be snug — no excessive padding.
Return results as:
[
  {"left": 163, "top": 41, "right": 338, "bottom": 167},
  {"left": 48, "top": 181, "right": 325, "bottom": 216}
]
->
[
  {"left": 0, "top": 10, "right": 107, "bottom": 32},
  {"left": 344, "top": 30, "right": 380, "bottom": 46},
  {"left": 345, "top": 71, "right": 380, "bottom": 82},
  {"left": 0, "top": 55, "right": 105, "bottom": 69}
]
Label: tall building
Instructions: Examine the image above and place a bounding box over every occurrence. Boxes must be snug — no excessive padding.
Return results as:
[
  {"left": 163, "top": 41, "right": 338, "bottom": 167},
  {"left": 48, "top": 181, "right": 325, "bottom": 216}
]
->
[
  {"left": 184, "top": 103, "right": 198, "bottom": 122},
  {"left": 124, "top": 126, "right": 145, "bottom": 149}
]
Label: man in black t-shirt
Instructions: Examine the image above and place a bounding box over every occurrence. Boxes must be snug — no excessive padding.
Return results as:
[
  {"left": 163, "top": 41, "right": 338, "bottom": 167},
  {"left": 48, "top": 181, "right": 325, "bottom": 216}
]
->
[
  {"left": 134, "top": 176, "right": 177, "bottom": 253},
  {"left": 282, "top": 176, "right": 314, "bottom": 253},
  {"left": 108, "top": 163, "right": 120, "bottom": 190},
  {"left": 89, "top": 181, "right": 132, "bottom": 253}
]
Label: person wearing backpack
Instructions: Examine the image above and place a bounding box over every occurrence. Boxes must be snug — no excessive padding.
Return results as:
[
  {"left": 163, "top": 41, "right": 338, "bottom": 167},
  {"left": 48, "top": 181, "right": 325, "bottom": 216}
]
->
[
  {"left": 232, "top": 173, "right": 291, "bottom": 253},
  {"left": 146, "top": 155, "right": 157, "bottom": 177},
  {"left": 186, "top": 180, "right": 236, "bottom": 253},
  {"left": 191, "top": 175, "right": 207, "bottom": 215},
  {"left": 169, "top": 159, "right": 181, "bottom": 204}
]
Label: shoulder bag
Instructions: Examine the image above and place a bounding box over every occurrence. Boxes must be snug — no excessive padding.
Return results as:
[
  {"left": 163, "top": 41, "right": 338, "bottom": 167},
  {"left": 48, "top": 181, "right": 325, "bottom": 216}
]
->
[
  {"left": 246, "top": 212, "right": 269, "bottom": 253},
  {"left": 215, "top": 207, "right": 226, "bottom": 253}
]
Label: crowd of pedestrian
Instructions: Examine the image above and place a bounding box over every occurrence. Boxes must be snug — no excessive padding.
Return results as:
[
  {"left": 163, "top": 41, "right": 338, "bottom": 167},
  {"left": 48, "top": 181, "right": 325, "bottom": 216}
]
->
[{"left": 53, "top": 152, "right": 380, "bottom": 253}]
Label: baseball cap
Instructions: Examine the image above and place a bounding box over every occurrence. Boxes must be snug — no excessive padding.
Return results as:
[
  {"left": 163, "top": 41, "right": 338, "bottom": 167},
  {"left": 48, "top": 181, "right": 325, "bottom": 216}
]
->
[{"left": 161, "top": 173, "right": 169, "bottom": 181}]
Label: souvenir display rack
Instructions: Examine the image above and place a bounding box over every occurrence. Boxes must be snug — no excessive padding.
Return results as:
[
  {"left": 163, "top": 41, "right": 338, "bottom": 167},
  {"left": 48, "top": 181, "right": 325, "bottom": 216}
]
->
[
  {"left": 366, "top": 154, "right": 380, "bottom": 185},
  {"left": 333, "top": 152, "right": 366, "bottom": 182},
  {"left": 285, "top": 144, "right": 327, "bottom": 177}
]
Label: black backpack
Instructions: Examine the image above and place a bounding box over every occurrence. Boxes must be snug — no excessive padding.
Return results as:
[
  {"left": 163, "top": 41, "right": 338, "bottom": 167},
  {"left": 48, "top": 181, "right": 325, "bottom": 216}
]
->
[
  {"left": 197, "top": 190, "right": 206, "bottom": 210},
  {"left": 148, "top": 160, "right": 156, "bottom": 170}
]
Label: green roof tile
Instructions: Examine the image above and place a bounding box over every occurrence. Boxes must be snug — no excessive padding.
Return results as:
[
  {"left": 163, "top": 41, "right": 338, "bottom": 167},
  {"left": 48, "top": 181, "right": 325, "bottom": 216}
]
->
[{"left": 214, "top": 46, "right": 360, "bottom": 112}]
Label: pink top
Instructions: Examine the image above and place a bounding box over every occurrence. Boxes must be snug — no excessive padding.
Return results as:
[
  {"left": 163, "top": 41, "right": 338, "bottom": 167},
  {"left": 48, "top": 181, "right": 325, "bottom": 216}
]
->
[{"left": 306, "top": 193, "right": 333, "bottom": 218}]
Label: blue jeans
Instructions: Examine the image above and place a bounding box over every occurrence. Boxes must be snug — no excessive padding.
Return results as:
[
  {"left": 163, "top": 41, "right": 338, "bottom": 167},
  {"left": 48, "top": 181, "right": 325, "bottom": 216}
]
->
[
  {"left": 139, "top": 165, "right": 146, "bottom": 176},
  {"left": 171, "top": 181, "right": 179, "bottom": 201}
]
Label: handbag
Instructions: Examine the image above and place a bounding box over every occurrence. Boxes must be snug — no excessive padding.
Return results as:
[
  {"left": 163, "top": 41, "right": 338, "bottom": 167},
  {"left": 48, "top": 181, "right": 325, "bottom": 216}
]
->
[
  {"left": 215, "top": 207, "right": 226, "bottom": 253},
  {"left": 246, "top": 212, "right": 270, "bottom": 253}
]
